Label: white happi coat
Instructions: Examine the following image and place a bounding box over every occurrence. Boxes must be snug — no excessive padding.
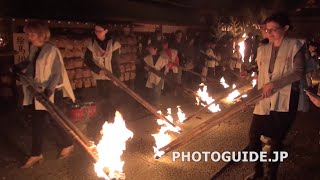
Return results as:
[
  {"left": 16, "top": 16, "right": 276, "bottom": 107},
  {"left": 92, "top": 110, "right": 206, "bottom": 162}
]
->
[
  {"left": 161, "top": 49, "right": 179, "bottom": 74},
  {"left": 230, "top": 51, "right": 242, "bottom": 70},
  {"left": 144, "top": 54, "right": 168, "bottom": 88},
  {"left": 87, "top": 39, "right": 119, "bottom": 81},
  {"left": 22, "top": 43, "right": 75, "bottom": 110},
  {"left": 254, "top": 38, "right": 307, "bottom": 115},
  {"left": 205, "top": 48, "right": 220, "bottom": 67}
]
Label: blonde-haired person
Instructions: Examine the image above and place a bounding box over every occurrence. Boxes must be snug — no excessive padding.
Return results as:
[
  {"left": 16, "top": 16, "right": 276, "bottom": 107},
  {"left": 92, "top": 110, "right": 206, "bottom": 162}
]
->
[{"left": 14, "top": 21, "right": 75, "bottom": 168}]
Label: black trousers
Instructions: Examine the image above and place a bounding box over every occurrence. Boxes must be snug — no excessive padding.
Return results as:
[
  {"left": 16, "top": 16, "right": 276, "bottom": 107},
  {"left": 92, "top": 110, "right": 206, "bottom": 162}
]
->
[
  {"left": 96, "top": 80, "right": 118, "bottom": 121},
  {"left": 164, "top": 70, "right": 178, "bottom": 95},
  {"left": 31, "top": 109, "right": 72, "bottom": 156},
  {"left": 248, "top": 89, "right": 300, "bottom": 179}
]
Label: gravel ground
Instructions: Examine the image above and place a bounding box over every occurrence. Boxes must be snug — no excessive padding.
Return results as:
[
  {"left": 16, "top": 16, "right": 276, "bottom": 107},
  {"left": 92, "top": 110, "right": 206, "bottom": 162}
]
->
[{"left": 0, "top": 76, "right": 319, "bottom": 180}]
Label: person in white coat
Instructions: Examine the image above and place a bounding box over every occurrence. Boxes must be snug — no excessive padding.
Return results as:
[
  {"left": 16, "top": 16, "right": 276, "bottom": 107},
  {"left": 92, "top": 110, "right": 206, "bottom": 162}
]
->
[
  {"left": 201, "top": 40, "right": 221, "bottom": 82},
  {"left": 144, "top": 43, "right": 168, "bottom": 107},
  {"left": 230, "top": 45, "right": 243, "bottom": 72},
  {"left": 246, "top": 13, "right": 307, "bottom": 180},
  {"left": 16, "top": 21, "right": 76, "bottom": 168},
  {"left": 84, "top": 23, "right": 121, "bottom": 122},
  {"left": 161, "top": 39, "right": 179, "bottom": 96}
]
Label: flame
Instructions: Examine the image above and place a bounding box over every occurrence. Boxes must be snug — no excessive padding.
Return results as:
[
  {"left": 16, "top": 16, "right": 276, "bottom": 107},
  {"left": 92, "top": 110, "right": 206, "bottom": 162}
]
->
[
  {"left": 226, "top": 90, "right": 241, "bottom": 102},
  {"left": 238, "top": 42, "right": 245, "bottom": 62},
  {"left": 238, "top": 33, "right": 246, "bottom": 62},
  {"left": 177, "top": 106, "right": 186, "bottom": 123},
  {"left": 208, "top": 103, "right": 221, "bottom": 112},
  {"left": 94, "top": 111, "right": 133, "bottom": 180},
  {"left": 196, "top": 84, "right": 221, "bottom": 112},
  {"left": 196, "top": 97, "right": 200, "bottom": 106},
  {"left": 166, "top": 108, "right": 173, "bottom": 122},
  {"left": 153, "top": 109, "right": 180, "bottom": 158},
  {"left": 220, "top": 77, "right": 230, "bottom": 88},
  {"left": 242, "top": 33, "right": 247, "bottom": 38},
  {"left": 152, "top": 127, "right": 172, "bottom": 158},
  {"left": 156, "top": 110, "right": 180, "bottom": 133}
]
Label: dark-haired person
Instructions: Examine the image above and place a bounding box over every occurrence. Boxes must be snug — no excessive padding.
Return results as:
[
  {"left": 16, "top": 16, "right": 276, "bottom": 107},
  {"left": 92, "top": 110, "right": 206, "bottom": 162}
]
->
[
  {"left": 144, "top": 43, "right": 168, "bottom": 107},
  {"left": 244, "top": 32, "right": 253, "bottom": 69},
  {"left": 84, "top": 23, "right": 121, "bottom": 122},
  {"left": 308, "top": 41, "right": 319, "bottom": 65},
  {"left": 160, "top": 39, "right": 179, "bottom": 96},
  {"left": 17, "top": 21, "right": 75, "bottom": 168},
  {"left": 201, "top": 40, "right": 221, "bottom": 82},
  {"left": 246, "top": 13, "right": 307, "bottom": 180},
  {"left": 230, "top": 45, "right": 243, "bottom": 72},
  {"left": 309, "top": 42, "right": 319, "bottom": 56},
  {"left": 170, "top": 30, "right": 185, "bottom": 85}
]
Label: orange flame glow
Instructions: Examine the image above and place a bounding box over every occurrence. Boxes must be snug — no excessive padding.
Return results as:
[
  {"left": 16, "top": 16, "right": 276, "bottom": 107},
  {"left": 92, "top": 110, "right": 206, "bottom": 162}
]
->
[
  {"left": 94, "top": 111, "right": 133, "bottom": 180},
  {"left": 196, "top": 83, "right": 221, "bottom": 112}
]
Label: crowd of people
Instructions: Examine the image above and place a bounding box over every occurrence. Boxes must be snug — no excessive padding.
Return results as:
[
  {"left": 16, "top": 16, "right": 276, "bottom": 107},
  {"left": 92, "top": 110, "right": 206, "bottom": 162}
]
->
[
  {"left": 10, "top": 12, "right": 320, "bottom": 180},
  {"left": 135, "top": 29, "right": 263, "bottom": 107}
]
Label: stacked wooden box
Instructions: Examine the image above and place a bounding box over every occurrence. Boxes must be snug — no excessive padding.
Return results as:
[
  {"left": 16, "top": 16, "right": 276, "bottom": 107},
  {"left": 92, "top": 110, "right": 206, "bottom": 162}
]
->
[
  {"left": 50, "top": 37, "right": 95, "bottom": 90},
  {"left": 118, "top": 35, "right": 138, "bottom": 81},
  {"left": 50, "top": 35, "right": 138, "bottom": 86}
]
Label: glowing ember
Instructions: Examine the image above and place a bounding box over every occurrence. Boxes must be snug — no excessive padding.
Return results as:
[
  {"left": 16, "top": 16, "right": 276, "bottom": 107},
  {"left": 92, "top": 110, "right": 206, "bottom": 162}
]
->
[
  {"left": 94, "top": 111, "right": 133, "bottom": 180},
  {"left": 242, "top": 94, "right": 248, "bottom": 98},
  {"left": 252, "top": 79, "right": 257, "bottom": 87},
  {"left": 232, "top": 84, "right": 236, "bottom": 89},
  {"left": 208, "top": 104, "right": 221, "bottom": 112},
  {"left": 220, "top": 77, "right": 229, "bottom": 88},
  {"left": 226, "top": 90, "right": 241, "bottom": 102},
  {"left": 196, "top": 84, "right": 221, "bottom": 113},
  {"left": 238, "top": 33, "right": 246, "bottom": 62},
  {"left": 177, "top": 106, "right": 186, "bottom": 123}
]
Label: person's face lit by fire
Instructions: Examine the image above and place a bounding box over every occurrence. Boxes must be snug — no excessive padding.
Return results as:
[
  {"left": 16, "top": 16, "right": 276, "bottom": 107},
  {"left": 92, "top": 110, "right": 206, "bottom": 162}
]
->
[
  {"left": 148, "top": 47, "right": 158, "bottom": 56},
  {"left": 176, "top": 32, "right": 182, "bottom": 42},
  {"left": 309, "top": 44, "right": 317, "bottom": 53},
  {"left": 26, "top": 32, "right": 43, "bottom": 46},
  {"left": 264, "top": 21, "right": 288, "bottom": 44},
  {"left": 95, "top": 25, "right": 108, "bottom": 41},
  {"left": 162, "top": 42, "right": 169, "bottom": 50}
]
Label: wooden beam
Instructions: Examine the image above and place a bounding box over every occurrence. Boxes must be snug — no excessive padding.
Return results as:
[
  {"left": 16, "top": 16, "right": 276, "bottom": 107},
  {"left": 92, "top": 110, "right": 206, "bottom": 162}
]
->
[
  {"left": 99, "top": 66, "right": 180, "bottom": 130},
  {"left": 159, "top": 88, "right": 261, "bottom": 154},
  {"left": 183, "top": 76, "right": 252, "bottom": 122},
  {"left": 17, "top": 72, "right": 112, "bottom": 174},
  {"left": 158, "top": 72, "right": 302, "bottom": 155},
  {"left": 145, "top": 65, "right": 199, "bottom": 98}
]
